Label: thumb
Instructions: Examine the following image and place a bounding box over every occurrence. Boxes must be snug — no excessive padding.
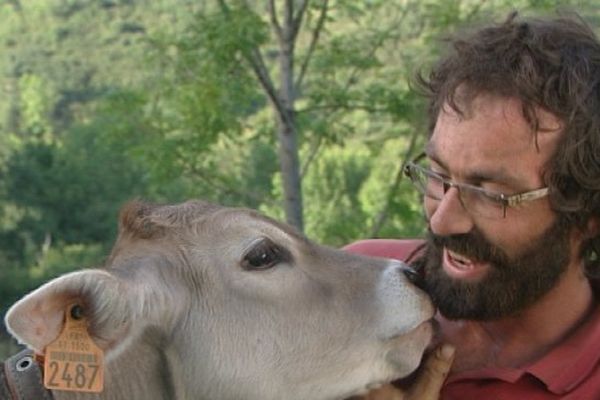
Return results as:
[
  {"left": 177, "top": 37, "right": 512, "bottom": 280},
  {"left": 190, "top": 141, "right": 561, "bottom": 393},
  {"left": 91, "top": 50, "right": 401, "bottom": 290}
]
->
[{"left": 407, "top": 344, "right": 455, "bottom": 400}]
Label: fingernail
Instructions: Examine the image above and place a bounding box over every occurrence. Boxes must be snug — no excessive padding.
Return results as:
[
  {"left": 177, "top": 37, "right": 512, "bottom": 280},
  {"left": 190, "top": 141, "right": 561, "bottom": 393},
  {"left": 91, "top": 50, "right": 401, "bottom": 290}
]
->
[{"left": 439, "top": 344, "right": 455, "bottom": 360}]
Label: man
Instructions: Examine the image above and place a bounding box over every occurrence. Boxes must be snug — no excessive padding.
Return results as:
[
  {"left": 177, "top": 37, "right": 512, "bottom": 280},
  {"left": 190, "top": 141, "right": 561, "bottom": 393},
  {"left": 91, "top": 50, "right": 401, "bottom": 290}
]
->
[{"left": 349, "top": 11, "right": 600, "bottom": 399}]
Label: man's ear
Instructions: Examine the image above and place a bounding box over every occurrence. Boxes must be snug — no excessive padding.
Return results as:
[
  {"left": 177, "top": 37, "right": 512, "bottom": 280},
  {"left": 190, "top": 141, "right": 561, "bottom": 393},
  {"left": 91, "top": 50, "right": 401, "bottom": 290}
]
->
[{"left": 5, "top": 269, "right": 133, "bottom": 355}]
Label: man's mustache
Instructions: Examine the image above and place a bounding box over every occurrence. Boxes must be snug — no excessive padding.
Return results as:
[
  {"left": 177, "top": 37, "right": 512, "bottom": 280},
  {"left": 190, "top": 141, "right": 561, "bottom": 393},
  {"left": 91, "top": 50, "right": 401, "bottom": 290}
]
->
[{"left": 427, "top": 228, "right": 507, "bottom": 266}]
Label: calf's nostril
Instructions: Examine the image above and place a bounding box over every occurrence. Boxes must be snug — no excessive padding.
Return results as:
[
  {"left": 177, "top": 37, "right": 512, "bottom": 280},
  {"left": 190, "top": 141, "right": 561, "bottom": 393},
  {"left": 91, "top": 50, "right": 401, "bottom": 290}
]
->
[{"left": 401, "top": 266, "right": 426, "bottom": 291}]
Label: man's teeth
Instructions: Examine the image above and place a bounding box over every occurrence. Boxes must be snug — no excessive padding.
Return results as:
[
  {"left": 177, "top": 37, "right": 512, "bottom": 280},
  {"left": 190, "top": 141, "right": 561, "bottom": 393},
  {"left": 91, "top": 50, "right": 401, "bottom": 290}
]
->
[{"left": 448, "top": 250, "right": 471, "bottom": 264}]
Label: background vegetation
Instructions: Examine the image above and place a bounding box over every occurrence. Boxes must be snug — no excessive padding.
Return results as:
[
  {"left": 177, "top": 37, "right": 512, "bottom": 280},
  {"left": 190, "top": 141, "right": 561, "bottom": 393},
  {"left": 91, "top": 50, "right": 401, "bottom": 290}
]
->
[{"left": 1, "top": 0, "right": 598, "bottom": 357}]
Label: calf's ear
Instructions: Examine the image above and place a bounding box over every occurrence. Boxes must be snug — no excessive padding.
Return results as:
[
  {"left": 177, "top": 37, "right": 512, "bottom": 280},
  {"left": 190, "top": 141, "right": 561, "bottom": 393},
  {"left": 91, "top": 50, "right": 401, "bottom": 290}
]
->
[{"left": 5, "top": 269, "right": 132, "bottom": 355}]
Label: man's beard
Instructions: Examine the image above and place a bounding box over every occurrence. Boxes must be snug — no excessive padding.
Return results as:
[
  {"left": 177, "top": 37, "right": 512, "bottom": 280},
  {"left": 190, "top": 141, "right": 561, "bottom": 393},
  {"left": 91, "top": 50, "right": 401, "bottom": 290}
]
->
[{"left": 422, "top": 216, "right": 571, "bottom": 320}]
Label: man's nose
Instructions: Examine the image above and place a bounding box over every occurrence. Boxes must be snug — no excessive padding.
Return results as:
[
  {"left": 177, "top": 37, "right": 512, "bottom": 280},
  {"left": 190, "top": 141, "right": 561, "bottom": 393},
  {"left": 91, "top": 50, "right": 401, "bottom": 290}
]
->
[{"left": 427, "top": 187, "right": 474, "bottom": 236}]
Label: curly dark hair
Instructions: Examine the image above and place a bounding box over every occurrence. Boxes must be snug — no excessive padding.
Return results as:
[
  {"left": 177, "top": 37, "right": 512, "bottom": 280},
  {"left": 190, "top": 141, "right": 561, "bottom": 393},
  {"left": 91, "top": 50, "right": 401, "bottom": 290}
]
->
[{"left": 416, "top": 11, "right": 600, "bottom": 277}]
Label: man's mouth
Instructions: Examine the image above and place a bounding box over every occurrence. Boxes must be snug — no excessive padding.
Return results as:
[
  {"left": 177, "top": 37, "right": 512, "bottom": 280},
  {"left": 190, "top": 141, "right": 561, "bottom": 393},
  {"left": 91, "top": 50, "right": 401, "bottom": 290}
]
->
[
  {"left": 448, "top": 249, "right": 476, "bottom": 268},
  {"left": 442, "top": 248, "right": 489, "bottom": 280}
]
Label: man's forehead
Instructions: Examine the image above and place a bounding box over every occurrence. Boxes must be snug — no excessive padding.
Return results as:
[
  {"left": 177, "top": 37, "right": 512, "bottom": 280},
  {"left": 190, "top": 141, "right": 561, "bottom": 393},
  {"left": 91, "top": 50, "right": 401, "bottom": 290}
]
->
[
  {"left": 434, "top": 95, "right": 563, "bottom": 149},
  {"left": 425, "top": 95, "right": 564, "bottom": 189}
]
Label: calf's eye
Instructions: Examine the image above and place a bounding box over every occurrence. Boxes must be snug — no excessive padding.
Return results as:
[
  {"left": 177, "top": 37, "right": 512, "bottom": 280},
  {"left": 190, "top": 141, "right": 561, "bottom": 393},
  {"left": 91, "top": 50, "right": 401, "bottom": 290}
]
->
[{"left": 241, "top": 239, "right": 289, "bottom": 270}]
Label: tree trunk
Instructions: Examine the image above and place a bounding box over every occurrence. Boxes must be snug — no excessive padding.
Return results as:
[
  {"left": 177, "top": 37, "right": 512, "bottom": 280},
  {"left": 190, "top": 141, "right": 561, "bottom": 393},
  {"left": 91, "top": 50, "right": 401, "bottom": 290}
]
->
[
  {"left": 276, "top": 109, "right": 303, "bottom": 231},
  {"left": 276, "top": 2, "right": 303, "bottom": 231}
]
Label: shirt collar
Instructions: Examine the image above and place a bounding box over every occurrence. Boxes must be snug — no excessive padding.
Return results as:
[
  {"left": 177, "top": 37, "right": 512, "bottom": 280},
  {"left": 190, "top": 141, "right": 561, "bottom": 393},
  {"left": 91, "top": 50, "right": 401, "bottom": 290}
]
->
[
  {"left": 445, "top": 287, "right": 600, "bottom": 394},
  {"left": 524, "top": 296, "right": 600, "bottom": 394}
]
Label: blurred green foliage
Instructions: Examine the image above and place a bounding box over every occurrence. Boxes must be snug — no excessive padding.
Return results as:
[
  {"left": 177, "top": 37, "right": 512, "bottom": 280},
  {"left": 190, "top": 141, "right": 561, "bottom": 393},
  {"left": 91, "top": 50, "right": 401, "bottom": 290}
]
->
[{"left": 0, "top": 0, "right": 598, "bottom": 356}]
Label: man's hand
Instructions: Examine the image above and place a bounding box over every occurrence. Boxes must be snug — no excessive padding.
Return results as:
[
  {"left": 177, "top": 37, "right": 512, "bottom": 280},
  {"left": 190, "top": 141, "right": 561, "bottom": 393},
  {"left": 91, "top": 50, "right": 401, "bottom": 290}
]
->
[{"left": 359, "top": 344, "right": 455, "bottom": 400}]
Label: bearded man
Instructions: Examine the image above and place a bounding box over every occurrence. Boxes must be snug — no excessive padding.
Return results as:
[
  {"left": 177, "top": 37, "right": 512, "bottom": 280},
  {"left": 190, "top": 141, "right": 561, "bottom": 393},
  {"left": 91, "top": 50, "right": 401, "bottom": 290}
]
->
[{"left": 348, "top": 11, "right": 600, "bottom": 400}]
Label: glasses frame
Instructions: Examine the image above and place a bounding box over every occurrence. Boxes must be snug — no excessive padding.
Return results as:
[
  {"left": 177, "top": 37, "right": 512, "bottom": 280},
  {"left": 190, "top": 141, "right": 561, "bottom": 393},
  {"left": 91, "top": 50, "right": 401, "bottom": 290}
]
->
[{"left": 403, "top": 153, "right": 550, "bottom": 218}]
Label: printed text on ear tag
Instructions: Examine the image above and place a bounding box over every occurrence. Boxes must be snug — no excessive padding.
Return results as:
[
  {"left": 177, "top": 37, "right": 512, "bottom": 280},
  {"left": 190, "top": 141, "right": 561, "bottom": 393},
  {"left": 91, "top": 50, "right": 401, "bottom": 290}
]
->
[{"left": 43, "top": 304, "right": 104, "bottom": 393}]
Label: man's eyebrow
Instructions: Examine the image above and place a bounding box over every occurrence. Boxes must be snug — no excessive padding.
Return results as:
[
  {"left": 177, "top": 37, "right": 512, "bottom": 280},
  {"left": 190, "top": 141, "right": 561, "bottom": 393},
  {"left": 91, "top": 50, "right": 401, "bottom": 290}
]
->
[
  {"left": 424, "top": 143, "right": 448, "bottom": 171},
  {"left": 424, "top": 143, "right": 528, "bottom": 189},
  {"left": 425, "top": 153, "right": 449, "bottom": 173}
]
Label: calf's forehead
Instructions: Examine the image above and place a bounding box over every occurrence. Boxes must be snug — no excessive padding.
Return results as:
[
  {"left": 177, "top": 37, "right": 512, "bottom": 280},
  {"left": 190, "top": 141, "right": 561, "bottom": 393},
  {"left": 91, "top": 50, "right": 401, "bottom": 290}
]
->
[
  {"left": 109, "top": 201, "right": 311, "bottom": 270},
  {"left": 119, "top": 200, "right": 304, "bottom": 241}
]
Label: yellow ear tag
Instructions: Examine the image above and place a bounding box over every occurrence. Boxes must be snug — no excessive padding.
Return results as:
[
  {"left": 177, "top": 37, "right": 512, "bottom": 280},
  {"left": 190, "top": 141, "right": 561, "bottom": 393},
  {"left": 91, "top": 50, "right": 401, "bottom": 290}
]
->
[{"left": 43, "top": 304, "right": 104, "bottom": 393}]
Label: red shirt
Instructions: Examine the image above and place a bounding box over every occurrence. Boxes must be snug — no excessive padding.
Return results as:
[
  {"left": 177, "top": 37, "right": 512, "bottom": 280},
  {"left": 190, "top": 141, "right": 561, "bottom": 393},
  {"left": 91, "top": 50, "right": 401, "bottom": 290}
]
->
[{"left": 344, "top": 239, "right": 600, "bottom": 400}]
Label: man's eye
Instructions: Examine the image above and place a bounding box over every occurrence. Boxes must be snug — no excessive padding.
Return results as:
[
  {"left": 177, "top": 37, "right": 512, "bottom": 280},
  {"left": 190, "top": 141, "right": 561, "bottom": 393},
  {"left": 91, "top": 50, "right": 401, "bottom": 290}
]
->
[
  {"left": 241, "top": 239, "right": 289, "bottom": 271},
  {"left": 471, "top": 190, "right": 505, "bottom": 207}
]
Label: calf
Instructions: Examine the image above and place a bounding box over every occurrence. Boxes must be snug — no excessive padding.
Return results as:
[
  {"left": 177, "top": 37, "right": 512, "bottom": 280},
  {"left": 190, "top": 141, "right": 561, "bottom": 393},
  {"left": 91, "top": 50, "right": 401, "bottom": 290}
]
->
[{"left": 4, "top": 200, "right": 434, "bottom": 400}]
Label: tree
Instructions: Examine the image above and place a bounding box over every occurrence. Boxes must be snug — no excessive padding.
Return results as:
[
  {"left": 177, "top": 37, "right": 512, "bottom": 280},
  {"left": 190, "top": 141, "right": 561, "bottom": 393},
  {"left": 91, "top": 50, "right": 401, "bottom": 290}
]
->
[{"left": 145, "top": 0, "right": 438, "bottom": 232}]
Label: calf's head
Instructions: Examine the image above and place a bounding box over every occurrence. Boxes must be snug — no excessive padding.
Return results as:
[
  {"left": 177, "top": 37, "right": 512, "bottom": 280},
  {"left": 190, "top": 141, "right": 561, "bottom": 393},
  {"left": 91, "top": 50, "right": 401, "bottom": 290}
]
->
[{"left": 6, "top": 200, "right": 434, "bottom": 400}]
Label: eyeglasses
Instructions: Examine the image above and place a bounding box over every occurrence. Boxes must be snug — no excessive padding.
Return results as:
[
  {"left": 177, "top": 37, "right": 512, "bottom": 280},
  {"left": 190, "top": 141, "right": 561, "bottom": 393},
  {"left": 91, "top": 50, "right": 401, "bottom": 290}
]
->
[{"left": 403, "top": 153, "right": 549, "bottom": 219}]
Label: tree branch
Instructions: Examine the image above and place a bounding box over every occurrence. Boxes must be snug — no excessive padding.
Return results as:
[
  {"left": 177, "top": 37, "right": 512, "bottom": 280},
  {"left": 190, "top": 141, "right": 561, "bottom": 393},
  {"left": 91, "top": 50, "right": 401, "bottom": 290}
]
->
[
  {"left": 298, "top": 102, "right": 390, "bottom": 114},
  {"left": 339, "top": 5, "right": 416, "bottom": 96},
  {"left": 268, "top": 0, "right": 283, "bottom": 41},
  {"left": 295, "top": 0, "right": 328, "bottom": 90},
  {"left": 175, "top": 146, "right": 278, "bottom": 208},
  {"left": 215, "top": 0, "right": 289, "bottom": 127},
  {"left": 244, "top": 47, "right": 292, "bottom": 127},
  {"left": 216, "top": 0, "right": 229, "bottom": 14},
  {"left": 368, "top": 128, "right": 420, "bottom": 238},
  {"left": 290, "top": 0, "right": 309, "bottom": 42},
  {"left": 300, "top": 136, "right": 323, "bottom": 179},
  {"left": 284, "top": 0, "right": 294, "bottom": 31}
]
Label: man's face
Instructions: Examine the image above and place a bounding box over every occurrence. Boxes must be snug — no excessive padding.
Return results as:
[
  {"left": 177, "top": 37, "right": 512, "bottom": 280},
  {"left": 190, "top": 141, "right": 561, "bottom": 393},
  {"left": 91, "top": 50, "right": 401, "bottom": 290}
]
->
[{"left": 423, "top": 94, "right": 569, "bottom": 320}]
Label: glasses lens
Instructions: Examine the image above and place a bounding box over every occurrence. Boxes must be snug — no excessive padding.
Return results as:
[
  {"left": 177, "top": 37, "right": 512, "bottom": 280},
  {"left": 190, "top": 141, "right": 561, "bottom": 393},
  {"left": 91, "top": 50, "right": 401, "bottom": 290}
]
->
[
  {"left": 460, "top": 189, "right": 505, "bottom": 219},
  {"left": 406, "top": 163, "right": 506, "bottom": 219}
]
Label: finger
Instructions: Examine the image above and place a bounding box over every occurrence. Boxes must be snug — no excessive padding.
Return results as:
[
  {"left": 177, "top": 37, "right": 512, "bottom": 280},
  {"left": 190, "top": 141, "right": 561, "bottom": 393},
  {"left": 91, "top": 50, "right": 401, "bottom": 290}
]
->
[
  {"left": 407, "top": 344, "right": 455, "bottom": 400},
  {"left": 360, "top": 384, "right": 405, "bottom": 400}
]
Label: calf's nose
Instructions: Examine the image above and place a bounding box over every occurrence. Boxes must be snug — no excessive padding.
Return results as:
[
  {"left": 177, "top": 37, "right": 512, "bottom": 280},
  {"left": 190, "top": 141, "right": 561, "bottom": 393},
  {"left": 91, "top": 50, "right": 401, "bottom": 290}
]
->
[{"left": 401, "top": 265, "right": 426, "bottom": 291}]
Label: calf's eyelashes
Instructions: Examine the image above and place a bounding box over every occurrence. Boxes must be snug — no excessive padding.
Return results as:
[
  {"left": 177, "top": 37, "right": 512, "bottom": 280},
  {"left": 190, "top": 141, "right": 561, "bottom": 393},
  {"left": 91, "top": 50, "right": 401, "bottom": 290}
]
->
[{"left": 241, "top": 238, "right": 292, "bottom": 271}]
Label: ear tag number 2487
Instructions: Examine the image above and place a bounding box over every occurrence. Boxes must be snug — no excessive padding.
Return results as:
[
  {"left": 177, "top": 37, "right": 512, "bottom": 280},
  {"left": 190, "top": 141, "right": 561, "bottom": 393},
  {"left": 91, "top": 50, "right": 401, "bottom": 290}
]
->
[{"left": 43, "top": 304, "right": 105, "bottom": 393}]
